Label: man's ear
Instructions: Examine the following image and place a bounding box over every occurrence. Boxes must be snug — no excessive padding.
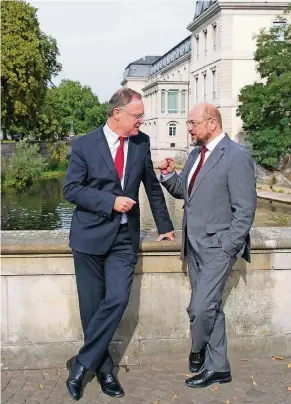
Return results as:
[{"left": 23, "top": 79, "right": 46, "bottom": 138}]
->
[{"left": 113, "top": 108, "right": 121, "bottom": 121}]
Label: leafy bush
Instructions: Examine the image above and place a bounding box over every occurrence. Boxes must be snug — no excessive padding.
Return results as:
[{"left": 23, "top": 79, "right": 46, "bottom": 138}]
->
[
  {"left": 237, "top": 10, "right": 291, "bottom": 169},
  {"left": 47, "top": 141, "right": 69, "bottom": 170},
  {"left": 4, "top": 141, "right": 46, "bottom": 190}
]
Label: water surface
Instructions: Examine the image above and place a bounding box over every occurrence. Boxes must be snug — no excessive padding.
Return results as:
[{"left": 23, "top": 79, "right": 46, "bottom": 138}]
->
[{"left": 2, "top": 177, "right": 291, "bottom": 230}]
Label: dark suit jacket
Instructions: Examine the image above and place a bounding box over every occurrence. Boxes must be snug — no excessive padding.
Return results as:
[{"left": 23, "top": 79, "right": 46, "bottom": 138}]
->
[{"left": 63, "top": 126, "right": 174, "bottom": 255}]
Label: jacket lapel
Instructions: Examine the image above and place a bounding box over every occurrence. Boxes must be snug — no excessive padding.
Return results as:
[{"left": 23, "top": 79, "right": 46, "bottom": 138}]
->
[
  {"left": 123, "top": 137, "right": 136, "bottom": 190},
  {"left": 96, "top": 127, "right": 120, "bottom": 184},
  {"left": 184, "top": 148, "right": 200, "bottom": 201},
  {"left": 189, "top": 135, "right": 229, "bottom": 200}
]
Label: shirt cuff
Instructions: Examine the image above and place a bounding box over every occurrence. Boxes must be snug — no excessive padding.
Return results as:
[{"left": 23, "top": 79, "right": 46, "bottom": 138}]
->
[{"left": 160, "top": 172, "right": 176, "bottom": 182}]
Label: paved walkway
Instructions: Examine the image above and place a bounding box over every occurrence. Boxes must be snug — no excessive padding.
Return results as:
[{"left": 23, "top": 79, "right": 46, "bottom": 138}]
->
[{"left": 2, "top": 356, "right": 291, "bottom": 404}]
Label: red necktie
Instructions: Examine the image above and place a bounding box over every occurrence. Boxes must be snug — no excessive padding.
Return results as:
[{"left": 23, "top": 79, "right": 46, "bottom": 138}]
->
[
  {"left": 188, "top": 146, "right": 207, "bottom": 196},
  {"left": 115, "top": 136, "right": 125, "bottom": 180}
]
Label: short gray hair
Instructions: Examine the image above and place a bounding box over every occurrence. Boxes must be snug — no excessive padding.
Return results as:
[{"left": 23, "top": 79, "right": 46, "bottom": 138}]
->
[{"left": 107, "top": 88, "right": 142, "bottom": 117}]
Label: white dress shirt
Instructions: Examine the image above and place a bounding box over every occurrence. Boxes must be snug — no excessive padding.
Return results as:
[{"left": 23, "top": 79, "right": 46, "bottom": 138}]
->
[
  {"left": 161, "top": 132, "right": 225, "bottom": 190},
  {"left": 103, "top": 123, "right": 129, "bottom": 224},
  {"left": 187, "top": 132, "right": 225, "bottom": 187}
]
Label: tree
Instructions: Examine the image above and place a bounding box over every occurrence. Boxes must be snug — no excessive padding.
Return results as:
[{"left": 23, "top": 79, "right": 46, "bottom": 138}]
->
[
  {"left": 4, "top": 141, "right": 46, "bottom": 190},
  {"left": 237, "top": 10, "right": 291, "bottom": 169},
  {"left": 53, "top": 79, "right": 107, "bottom": 135},
  {"left": 34, "top": 80, "right": 107, "bottom": 139},
  {"left": 1, "top": 0, "right": 61, "bottom": 139},
  {"left": 31, "top": 88, "right": 63, "bottom": 140}
]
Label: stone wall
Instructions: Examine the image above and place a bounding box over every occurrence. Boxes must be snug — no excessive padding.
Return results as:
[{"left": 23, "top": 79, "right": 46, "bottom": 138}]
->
[{"left": 1, "top": 228, "right": 291, "bottom": 370}]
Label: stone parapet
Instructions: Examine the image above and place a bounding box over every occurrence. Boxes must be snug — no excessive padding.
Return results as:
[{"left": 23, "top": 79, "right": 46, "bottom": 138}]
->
[
  {"left": 2, "top": 227, "right": 291, "bottom": 255},
  {"left": 1, "top": 228, "right": 291, "bottom": 369}
]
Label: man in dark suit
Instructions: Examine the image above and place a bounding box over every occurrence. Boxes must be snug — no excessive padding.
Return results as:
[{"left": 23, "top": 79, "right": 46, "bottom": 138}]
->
[
  {"left": 63, "top": 88, "right": 174, "bottom": 400},
  {"left": 159, "top": 103, "right": 256, "bottom": 388}
]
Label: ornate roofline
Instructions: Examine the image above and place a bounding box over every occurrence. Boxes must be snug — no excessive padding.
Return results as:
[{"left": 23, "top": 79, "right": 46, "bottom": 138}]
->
[
  {"left": 187, "top": 1, "right": 289, "bottom": 32},
  {"left": 150, "top": 36, "right": 191, "bottom": 76}
]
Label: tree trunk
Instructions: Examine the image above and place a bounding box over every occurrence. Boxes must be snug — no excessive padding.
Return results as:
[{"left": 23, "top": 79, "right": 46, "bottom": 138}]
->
[{"left": 2, "top": 128, "right": 8, "bottom": 141}]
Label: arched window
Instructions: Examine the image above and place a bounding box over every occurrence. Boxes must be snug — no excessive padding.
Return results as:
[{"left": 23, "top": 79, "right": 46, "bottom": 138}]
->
[{"left": 169, "top": 122, "right": 177, "bottom": 137}]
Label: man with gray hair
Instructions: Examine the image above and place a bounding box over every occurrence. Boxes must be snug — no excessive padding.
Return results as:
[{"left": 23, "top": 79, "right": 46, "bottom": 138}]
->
[
  {"left": 63, "top": 88, "right": 174, "bottom": 400},
  {"left": 159, "top": 102, "right": 256, "bottom": 388}
]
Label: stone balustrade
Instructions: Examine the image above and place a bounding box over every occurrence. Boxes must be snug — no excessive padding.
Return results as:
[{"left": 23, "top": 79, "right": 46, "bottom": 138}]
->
[{"left": 1, "top": 228, "right": 291, "bottom": 370}]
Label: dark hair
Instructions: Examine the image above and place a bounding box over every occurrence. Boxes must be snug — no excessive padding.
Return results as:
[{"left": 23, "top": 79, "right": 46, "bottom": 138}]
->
[{"left": 107, "top": 88, "right": 142, "bottom": 117}]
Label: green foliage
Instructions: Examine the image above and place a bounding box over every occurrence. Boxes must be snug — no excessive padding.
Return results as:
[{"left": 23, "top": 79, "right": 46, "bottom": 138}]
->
[
  {"left": 32, "top": 80, "right": 108, "bottom": 140},
  {"left": 47, "top": 141, "right": 69, "bottom": 170},
  {"left": 1, "top": 1, "right": 106, "bottom": 141},
  {"left": 4, "top": 141, "right": 46, "bottom": 190},
  {"left": 1, "top": 0, "right": 61, "bottom": 139},
  {"left": 31, "top": 89, "right": 63, "bottom": 140},
  {"left": 237, "top": 10, "right": 291, "bottom": 169}
]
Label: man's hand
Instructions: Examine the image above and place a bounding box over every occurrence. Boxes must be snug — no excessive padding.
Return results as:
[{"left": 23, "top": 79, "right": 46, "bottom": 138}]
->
[
  {"left": 159, "top": 157, "right": 176, "bottom": 175},
  {"left": 114, "top": 197, "right": 136, "bottom": 213},
  {"left": 156, "top": 231, "right": 175, "bottom": 242}
]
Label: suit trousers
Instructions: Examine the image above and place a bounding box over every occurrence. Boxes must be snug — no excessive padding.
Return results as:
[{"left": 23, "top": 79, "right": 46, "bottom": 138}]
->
[
  {"left": 72, "top": 224, "right": 138, "bottom": 373},
  {"left": 186, "top": 239, "right": 236, "bottom": 372}
]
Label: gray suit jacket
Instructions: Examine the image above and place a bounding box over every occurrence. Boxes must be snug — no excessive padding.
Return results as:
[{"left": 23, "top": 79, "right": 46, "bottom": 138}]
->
[{"left": 162, "top": 135, "right": 257, "bottom": 265}]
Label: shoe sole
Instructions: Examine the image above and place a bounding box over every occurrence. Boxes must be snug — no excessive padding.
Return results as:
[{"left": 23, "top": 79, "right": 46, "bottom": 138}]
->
[
  {"left": 101, "top": 389, "right": 125, "bottom": 398},
  {"left": 185, "top": 376, "right": 232, "bottom": 388}
]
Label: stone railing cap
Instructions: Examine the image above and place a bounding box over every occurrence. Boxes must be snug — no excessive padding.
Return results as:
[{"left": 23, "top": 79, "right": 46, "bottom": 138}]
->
[{"left": 1, "top": 228, "right": 291, "bottom": 255}]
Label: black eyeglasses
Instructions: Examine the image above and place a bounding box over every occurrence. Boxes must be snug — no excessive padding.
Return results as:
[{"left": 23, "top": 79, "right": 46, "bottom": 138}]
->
[
  {"left": 186, "top": 118, "right": 214, "bottom": 127},
  {"left": 120, "top": 109, "right": 145, "bottom": 121}
]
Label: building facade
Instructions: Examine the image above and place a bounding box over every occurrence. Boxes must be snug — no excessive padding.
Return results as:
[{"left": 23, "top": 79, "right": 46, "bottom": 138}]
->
[{"left": 121, "top": 0, "right": 288, "bottom": 161}]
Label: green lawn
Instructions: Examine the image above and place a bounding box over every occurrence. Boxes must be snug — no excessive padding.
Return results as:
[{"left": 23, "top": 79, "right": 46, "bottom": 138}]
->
[{"left": 40, "top": 170, "right": 66, "bottom": 179}]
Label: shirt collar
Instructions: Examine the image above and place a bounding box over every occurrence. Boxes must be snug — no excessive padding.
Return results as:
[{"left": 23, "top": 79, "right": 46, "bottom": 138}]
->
[
  {"left": 103, "top": 123, "right": 120, "bottom": 145},
  {"left": 206, "top": 132, "right": 225, "bottom": 152}
]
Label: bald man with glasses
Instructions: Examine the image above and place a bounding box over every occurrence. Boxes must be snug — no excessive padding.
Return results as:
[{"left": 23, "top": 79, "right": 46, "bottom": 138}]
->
[{"left": 159, "top": 102, "right": 256, "bottom": 388}]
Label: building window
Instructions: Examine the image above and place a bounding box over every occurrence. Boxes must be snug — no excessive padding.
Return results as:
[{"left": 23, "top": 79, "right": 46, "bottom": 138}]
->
[
  {"left": 168, "top": 90, "right": 178, "bottom": 113},
  {"left": 181, "top": 90, "right": 186, "bottom": 114},
  {"left": 170, "top": 143, "right": 175, "bottom": 148},
  {"left": 213, "top": 23, "right": 217, "bottom": 51},
  {"left": 272, "top": 20, "right": 286, "bottom": 41},
  {"left": 212, "top": 70, "right": 216, "bottom": 99},
  {"left": 203, "top": 73, "right": 207, "bottom": 101},
  {"left": 204, "top": 29, "right": 207, "bottom": 58},
  {"left": 161, "top": 90, "right": 165, "bottom": 113},
  {"left": 196, "top": 35, "right": 199, "bottom": 61},
  {"left": 195, "top": 77, "right": 198, "bottom": 104},
  {"left": 169, "top": 123, "right": 177, "bottom": 136}
]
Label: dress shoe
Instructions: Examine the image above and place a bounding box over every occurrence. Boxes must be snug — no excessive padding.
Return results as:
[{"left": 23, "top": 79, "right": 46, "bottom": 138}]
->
[
  {"left": 66, "top": 356, "right": 94, "bottom": 400},
  {"left": 97, "top": 372, "right": 125, "bottom": 398},
  {"left": 185, "top": 369, "right": 232, "bottom": 388},
  {"left": 189, "top": 348, "right": 205, "bottom": 373}
]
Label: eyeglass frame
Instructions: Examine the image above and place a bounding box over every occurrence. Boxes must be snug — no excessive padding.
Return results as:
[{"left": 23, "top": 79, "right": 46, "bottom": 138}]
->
[
  {"left": 186, "top": 117, "right": 214, "bottom": 127},
  {"left": 118, "top": 108, "right": 145, "bottom": 121}
]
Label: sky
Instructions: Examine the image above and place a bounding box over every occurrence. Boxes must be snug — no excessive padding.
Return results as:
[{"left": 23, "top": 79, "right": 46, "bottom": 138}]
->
[{"left": 29, "top": 0, "right": 196, "bottom": 102}]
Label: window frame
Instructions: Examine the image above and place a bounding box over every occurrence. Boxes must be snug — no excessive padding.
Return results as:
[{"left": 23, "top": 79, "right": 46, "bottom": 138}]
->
[{"left": 168, "top": 122, "right": 177, "bottom": 137}]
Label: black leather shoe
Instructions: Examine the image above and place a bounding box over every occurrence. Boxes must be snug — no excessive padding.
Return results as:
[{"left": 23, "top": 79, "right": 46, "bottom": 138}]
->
[
  {"left": 97, "top": 372, "right": 125, "bottom": 398},
  {"left": 189, "top": 348, "right": 205, "bottom": 373},
  {"left": 185, "top": 369, "right": 232, "bottom": 388},
  {"left": 66, "top": 356, "right": 94, "bottom": 400}
]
